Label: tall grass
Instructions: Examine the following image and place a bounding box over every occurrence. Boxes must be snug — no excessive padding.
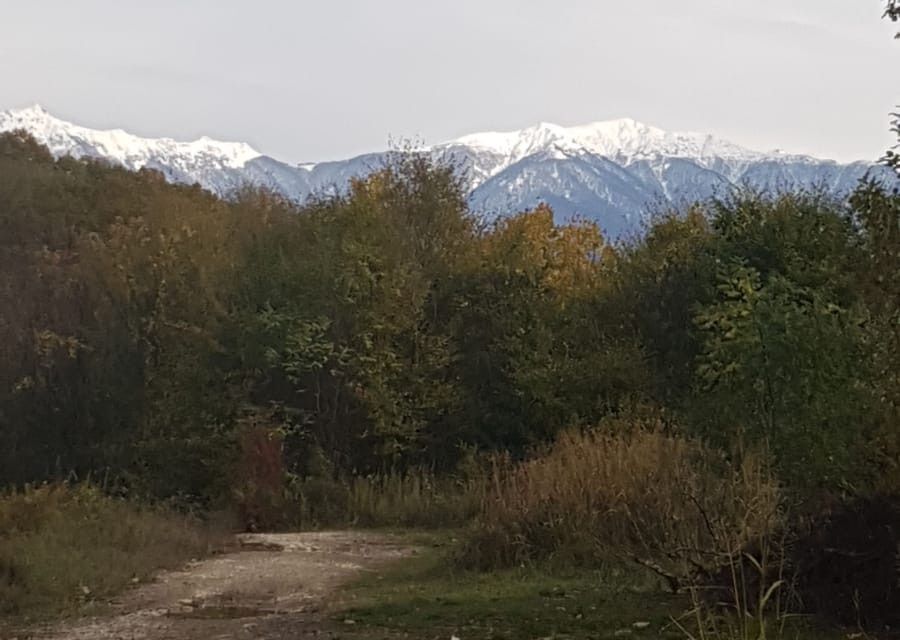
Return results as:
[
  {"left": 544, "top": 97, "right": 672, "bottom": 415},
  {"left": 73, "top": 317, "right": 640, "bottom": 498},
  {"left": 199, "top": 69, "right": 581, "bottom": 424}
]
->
[
  {"left": 289, "top": 468, "right": 484, "bottom": 530},
  {"left": 672, "top": 529, "right": 797, "bottom": 640},
  {"left": 231, "top": 424, "right": 484, "bottom": 531},
  {"left": 346, "top": 470, "right": 484, "bottom": 527},
  {"left": 463, "top": 426, "right": 782, "bottom": 577},
  {"left": 0, "top": 483, "right": 227, "bottom": 621}
]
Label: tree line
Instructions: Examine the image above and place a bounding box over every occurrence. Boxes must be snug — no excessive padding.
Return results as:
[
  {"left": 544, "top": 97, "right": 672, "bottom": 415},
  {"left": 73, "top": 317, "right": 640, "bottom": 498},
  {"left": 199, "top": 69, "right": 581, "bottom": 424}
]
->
[{"left": 0, "top": 129, "right": 897, "bottom": 504}]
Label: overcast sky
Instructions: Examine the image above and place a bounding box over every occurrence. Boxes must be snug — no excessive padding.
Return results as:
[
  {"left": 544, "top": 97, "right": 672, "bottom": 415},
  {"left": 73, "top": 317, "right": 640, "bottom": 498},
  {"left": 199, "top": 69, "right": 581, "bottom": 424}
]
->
[{"left": 1, "top": 0, "right": 897, "bottom": 163}]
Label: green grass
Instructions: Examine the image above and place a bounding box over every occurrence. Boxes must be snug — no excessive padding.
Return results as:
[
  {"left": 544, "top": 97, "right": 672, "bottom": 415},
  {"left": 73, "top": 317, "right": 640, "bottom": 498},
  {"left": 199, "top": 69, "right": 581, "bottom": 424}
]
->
[
  {"left": 335, "top": 534, "right": 687, "bottom": 640},
  {"left": 333, "top": 535, "right": 852, "bottom": 640}
]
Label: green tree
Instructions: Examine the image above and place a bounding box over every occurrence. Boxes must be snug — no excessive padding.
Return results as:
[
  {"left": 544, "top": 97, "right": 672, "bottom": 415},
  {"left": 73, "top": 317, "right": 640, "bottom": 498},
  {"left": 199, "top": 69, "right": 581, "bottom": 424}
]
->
[
  {"left": 694, "top": 263, "right": 869, "bottom": 488},
  {"left": 224, "top": 154, "right": 474, "bottom": 474}
]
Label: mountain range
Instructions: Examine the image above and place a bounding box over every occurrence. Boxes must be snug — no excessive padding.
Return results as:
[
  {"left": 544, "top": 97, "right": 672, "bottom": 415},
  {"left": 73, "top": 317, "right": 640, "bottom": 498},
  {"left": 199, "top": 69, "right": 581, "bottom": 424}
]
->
[{"left": 1, "top": 104, "right": 891, "bottom": 238}]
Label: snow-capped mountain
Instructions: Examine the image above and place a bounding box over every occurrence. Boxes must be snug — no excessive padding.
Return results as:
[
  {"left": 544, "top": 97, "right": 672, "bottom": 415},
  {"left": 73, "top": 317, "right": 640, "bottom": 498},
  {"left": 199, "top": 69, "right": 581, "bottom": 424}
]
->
[
  {"left": 436, "top": 119, "right": 890, "bottom": 236},
  {"left": 1, "top": 105, "right": 890, "bottom": 238}
]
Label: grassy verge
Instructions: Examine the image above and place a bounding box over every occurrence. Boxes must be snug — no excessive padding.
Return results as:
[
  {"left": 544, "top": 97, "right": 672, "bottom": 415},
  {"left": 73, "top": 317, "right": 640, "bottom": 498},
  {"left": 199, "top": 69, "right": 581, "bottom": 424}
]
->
[
  {"left": 334, "top": 534, "right": 686, "bottom": 640},
  {"left": 0, "top": 483, "right": 229, "bottom": 625},
  {"left": 332, "top": 535, "right": 847, "bottom": 640}
]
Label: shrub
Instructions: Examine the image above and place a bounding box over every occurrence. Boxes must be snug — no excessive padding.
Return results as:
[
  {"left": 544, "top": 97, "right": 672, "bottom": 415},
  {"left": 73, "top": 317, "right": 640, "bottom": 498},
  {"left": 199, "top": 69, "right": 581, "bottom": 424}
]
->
[
  {"left": 688, "top": 494, "right": 900, "bottom": 637},
  {"left": 791, "top": 494, "right": 900, "bottom": 630},
  {"left": 463, "top": 426, "right": 781, "bottom": 579},
  {"left": 0, "top": 483, "right": 226, "bottom": 621},
  {"left": 232, "top": 422, "right": 288, "bottom": 531}
]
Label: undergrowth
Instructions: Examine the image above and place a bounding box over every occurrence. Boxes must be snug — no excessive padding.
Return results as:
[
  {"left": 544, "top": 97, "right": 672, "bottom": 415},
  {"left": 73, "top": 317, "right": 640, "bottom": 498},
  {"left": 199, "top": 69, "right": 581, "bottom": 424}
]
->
[
  {"left": 462, "top": 426, "right": 781, "bottom": 576},
  {"left": 0, "top": 483, "right": 227, "bottom": 622}
]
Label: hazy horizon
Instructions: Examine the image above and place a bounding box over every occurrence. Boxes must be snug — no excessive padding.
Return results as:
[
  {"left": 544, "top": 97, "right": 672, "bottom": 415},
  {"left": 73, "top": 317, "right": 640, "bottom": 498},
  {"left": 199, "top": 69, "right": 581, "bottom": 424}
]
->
[{"left": 1, "top": 0, "right": 897, "bottom": 164}]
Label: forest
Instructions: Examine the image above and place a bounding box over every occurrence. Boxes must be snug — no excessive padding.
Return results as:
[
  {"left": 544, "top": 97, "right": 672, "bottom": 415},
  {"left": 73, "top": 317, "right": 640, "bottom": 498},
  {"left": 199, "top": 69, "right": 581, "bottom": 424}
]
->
[
  {"left": 2, "top": 127, "right": 898, "bottom": 497},
  {"left": 0, "top": 91, "right": 899, "bottom": 634}
]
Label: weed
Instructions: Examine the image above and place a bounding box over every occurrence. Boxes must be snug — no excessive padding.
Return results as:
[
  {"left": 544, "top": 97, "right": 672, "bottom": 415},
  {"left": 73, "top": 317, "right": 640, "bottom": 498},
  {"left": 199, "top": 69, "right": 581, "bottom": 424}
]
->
[{"left": 0, "top": 483, "right": 227, "bottom": 623}]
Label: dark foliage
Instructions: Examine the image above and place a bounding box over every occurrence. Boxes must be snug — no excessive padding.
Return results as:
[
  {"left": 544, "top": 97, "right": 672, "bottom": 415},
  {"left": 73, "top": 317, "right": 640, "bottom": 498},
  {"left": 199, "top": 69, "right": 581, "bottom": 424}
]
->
[{"left": 792, "top": 495, "right": 900, "bottom": 630}]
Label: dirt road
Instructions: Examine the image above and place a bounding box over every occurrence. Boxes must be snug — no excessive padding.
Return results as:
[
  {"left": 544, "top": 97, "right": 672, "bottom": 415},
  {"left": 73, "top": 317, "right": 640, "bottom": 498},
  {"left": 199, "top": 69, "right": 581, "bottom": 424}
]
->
[{"left": 28, "top": 531, "right": 415, "bottom": 640}]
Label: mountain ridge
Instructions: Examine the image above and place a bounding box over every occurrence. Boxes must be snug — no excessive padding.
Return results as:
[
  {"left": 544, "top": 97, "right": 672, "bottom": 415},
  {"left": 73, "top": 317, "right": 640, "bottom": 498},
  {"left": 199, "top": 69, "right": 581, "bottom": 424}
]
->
[{"left": 1, "top": 104, "right": 890, "bottom": 237}]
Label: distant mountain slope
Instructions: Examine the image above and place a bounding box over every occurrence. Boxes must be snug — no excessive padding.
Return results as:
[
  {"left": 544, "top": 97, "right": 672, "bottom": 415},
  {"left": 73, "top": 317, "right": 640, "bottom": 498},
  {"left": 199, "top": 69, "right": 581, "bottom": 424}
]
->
[{"left": 1, "top": 105, "right": 891, "bottom": 237}]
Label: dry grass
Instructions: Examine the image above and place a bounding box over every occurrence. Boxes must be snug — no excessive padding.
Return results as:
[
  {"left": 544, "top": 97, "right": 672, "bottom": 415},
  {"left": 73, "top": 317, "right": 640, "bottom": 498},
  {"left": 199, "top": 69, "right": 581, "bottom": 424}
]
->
[
  {"left": 346, "top": 470, "right": 484, "bottom": 528},
  {"left": 463, "top": 426, "right": 782, "bottom": 578},
  {"left": 291, "top": 468, "right": 485, "bottom": 530},
  {"left": 0, "top": 483, "right": 228, "bottom": 622},
  {"left": 672, "top": 531, "right": 798, "bottom": 640}
]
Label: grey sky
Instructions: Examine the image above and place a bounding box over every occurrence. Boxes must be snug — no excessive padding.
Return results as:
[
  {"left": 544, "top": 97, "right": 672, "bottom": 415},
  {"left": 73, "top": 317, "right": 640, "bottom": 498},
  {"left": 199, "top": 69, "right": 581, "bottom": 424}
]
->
[{"left": 1, "top": 0, "right": 897, "bottom": 163}]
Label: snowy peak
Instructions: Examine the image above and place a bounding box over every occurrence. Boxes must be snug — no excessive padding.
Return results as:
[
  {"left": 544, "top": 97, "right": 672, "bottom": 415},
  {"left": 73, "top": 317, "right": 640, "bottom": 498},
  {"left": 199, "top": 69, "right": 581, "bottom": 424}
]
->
[
  {"left": 452, "top": 121, "right": 575, "bottom": 159},
  {"left": 435, "top": 117, "right": 831, "bottom": 191},
  {"left": 567, "top": 118, "right": 760, "bottom": 160},
  {"left": 0, "top": 105, "right": 889, "bottom": 239},
  {"left": 443, "top": 117, "right": 779, "bottom": 166},
  {"left": 0, "top": 104, "right": 261, "bottom": 170}
]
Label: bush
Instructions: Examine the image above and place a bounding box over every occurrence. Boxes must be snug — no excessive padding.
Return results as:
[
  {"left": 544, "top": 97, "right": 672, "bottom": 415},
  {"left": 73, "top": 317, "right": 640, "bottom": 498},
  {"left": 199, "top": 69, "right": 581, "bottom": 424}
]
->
[
  {"left": 463, "top": 426, "right": 781, "bottom": 578},
  {"left": 688, "top": 494, "right": 900, "bottom": 637},
  {"left": 791, "top": 494, "right": 900, "bottom": 630},
  {"left": 0, "top": 484, "right": 227, "bottom": 621},
  {"left": 232, "top": 422, "right": 288, "bottom": 531}
]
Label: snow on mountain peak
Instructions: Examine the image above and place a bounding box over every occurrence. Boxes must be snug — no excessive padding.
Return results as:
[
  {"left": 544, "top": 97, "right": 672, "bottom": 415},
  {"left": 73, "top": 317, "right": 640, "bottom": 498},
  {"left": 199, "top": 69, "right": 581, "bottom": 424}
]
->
[
  {"left": 434, "top": 117, "right": 806, "bottom": 189},
  {"left": 452, "top": 121, "right": 572, "bottom": 158},
  {"left": 0, "top": 104, "right": 885, "bottom": 240},
  {"left": 20, "top": 103, "right": 52, "bottom": 118},
  {"left": 0, "top": 105, "right": 261, "bottom": 170},
  {"left": 444, "top": 117, "right": 773, "bottom": 166}
]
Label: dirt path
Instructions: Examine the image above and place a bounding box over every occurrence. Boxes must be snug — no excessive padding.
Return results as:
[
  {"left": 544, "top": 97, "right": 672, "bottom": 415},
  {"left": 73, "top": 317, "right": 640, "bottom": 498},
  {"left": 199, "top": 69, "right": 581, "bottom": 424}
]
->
[{"left": 28, "top": 531, "right": 415, "bottom": 640}]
